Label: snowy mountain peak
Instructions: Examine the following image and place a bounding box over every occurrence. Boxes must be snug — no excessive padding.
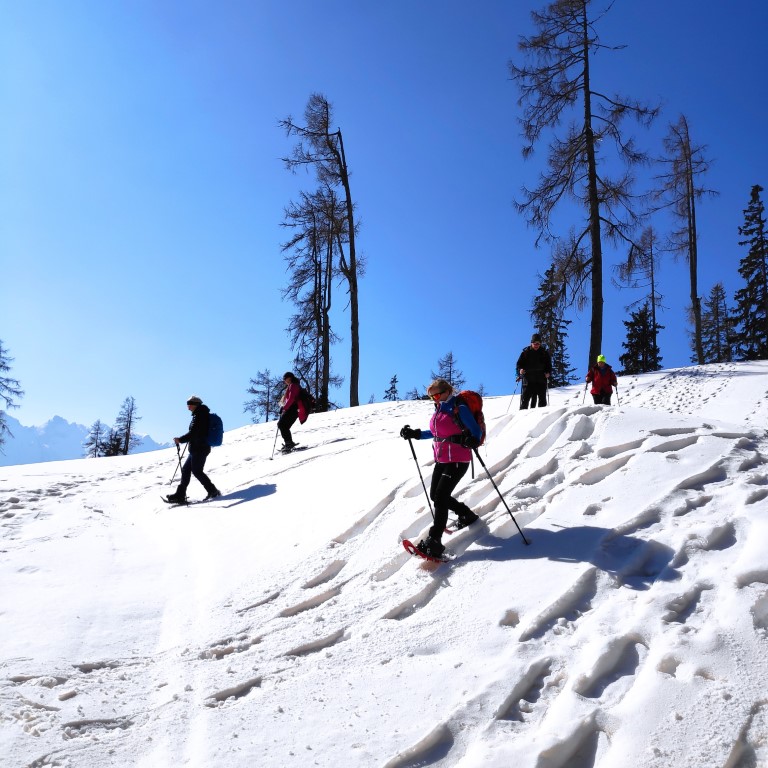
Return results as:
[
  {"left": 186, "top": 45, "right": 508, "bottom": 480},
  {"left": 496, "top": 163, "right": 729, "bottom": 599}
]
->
[{"left": 0, "top": 413, "right": 167, "bottom": 467}]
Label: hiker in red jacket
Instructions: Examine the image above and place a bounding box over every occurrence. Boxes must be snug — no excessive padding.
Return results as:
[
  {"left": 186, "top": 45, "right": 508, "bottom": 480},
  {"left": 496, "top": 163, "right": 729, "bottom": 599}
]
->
[
  {"left": 278, "top": 372, "right": 308, "bottom": 453},
  {"left": 586, "top": 355, "right": 618, "bottom": 405}
]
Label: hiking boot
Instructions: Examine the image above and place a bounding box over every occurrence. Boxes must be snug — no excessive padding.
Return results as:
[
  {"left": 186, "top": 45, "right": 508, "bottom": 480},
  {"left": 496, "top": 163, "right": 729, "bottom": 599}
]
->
[
  {"left": 457, "top": 510, "right": 479, "bottom": 529},
  {"left": 281, "top": 442, "right": 296, "bottom": 454},
  {"left": 166, "top": 493, "right": 186, "bottom": 504},
  {"left": 416, "top": 537, "right": 445, "bottom": 559},
  {"left": 205, "top": 488, "right": 221, "bottom": 500}
]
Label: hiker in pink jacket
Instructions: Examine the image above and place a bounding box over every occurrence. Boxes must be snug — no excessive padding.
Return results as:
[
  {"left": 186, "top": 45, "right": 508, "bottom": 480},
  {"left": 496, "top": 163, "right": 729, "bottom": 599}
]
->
[
  {"left": 278, "top": 372, "right": 308, "bottom": 453},
  {"left": 399, "top": 378, "right": 482, "bottom": 559}
]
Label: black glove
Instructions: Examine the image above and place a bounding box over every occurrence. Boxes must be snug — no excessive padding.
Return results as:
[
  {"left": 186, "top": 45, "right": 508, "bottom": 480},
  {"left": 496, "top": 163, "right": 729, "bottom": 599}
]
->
[
  {"left": 460, "top": 433, "right": 480, "bottom": 449},
  {"left": 400, "top": 425, "right": 420, "bottom": 440}
]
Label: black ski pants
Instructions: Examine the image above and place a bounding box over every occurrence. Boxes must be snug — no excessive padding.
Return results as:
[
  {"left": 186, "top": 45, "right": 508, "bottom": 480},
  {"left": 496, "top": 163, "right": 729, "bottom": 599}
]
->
[
  {"left": 520, "top": 381, "right": 547, "bottom": 409},
  {"left": 428, "top": 461, "right": 470, "bottom": 543},
  {"left": 592, "top": 393, "right": 612, "bottom": 405},
  {"left": 178, "top": 448, "right": 216, "bottom": 496},
  {"left": 278, "top": 404, "right": 299, "bottom": 446}
]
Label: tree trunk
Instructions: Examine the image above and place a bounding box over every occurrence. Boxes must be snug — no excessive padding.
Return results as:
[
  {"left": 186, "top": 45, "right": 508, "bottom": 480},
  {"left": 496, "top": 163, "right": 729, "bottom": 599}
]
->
[
  {"left": 581, "top": 6, "right": 603, "bottom": 367},
  {"left": 334, "top": 130, "right": 360, "bottom": 407},
  {"left": 686, "top": 157, "right": 705, "bottom": 364}
]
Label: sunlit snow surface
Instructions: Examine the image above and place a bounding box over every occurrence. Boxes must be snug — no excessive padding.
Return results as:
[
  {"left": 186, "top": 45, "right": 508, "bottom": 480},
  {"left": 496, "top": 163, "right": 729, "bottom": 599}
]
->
[{"left": 2, "top": 362, "right": 768, "bottom": 767}]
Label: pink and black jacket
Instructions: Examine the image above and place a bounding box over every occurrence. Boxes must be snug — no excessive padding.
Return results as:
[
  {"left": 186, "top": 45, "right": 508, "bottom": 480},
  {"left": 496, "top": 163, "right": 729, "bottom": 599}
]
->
[
  {"left": 281, "top": 382, "right": 309, "bottom": 424},
  {"left": 413, "top": 395, "right": 483, "bottom": 464}
]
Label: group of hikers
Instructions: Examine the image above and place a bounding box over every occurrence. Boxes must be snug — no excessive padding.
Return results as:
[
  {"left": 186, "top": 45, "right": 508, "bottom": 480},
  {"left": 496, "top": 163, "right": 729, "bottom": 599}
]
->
[
  {"left": 165, "top": 372, "right": 308, "bottom": 505},
  {"left": 402, "top": 334, "right": 618, "bottom": 560},
  {"left": 516, "top": 333, "right": 618, "bottom": 408},
  {"left": 165, "top": 339, "right": 619, "bottom": 562}
]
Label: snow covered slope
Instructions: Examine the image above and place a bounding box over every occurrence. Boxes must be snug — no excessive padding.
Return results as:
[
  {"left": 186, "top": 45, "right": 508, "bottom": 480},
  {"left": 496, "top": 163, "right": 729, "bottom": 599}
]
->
[{"left": 1, "top": 362, "right": 767, "bottom": 767}]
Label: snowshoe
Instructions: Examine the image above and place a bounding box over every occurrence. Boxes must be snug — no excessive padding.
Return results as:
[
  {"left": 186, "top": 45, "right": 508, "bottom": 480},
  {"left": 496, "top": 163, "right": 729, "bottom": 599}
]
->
[{"left": 403, "top": 537, "right": 448, "bottom": 563}]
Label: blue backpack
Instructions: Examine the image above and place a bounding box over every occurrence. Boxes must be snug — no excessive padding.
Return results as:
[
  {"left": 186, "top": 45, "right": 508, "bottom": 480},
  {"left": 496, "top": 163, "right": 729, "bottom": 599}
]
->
[{"left": 208, "top": 413, "right": 224, "bottom": 447}]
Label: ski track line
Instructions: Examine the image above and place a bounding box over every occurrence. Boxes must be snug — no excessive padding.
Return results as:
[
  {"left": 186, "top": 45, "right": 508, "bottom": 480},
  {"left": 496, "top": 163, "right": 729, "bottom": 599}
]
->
[{"left": 397, "top": 433, "right": 764, "bottom": 767}]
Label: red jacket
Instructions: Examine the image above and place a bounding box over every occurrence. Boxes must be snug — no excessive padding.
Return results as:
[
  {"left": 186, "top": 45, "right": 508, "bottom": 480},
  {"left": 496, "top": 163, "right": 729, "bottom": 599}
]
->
[
  {"left": 281, "top": 382, "right": 308, "bottom": 424},
  {"left": 586, "top": 364, "right": 617, "bottom": 395}
]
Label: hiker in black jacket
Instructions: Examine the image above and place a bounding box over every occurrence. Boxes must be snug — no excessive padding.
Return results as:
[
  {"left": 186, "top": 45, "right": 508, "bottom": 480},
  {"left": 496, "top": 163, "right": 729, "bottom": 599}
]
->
[
  {"left": 166, "top": 395, "right": 220, "bottom": 503},
  {"left": 516, "top": 334, "right": 552, "bottom": 409}
]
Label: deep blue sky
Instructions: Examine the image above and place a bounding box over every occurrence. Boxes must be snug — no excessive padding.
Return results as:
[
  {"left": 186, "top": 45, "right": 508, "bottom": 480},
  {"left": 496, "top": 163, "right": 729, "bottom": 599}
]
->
[{"left": 1, "top": 1, "right": 766, "bottom": 442}]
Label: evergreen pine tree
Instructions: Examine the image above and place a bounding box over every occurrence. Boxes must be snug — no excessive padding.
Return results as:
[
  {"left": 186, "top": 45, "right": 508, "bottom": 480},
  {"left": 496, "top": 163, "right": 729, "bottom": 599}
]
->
[
  {"left": 733, "top": 184, "right": 768, "bottom": 360},
  {"left": 83, "top": 419, "right": 109, "bottom": 458},
  {"left": 431, "top": 352, "right": 465, "bottom": 390},
  {"left": 618, "top": 303, "right": 664, "bottom": 374},
  {"left": 615, "top": 225, "right": 665, "bottom": 363},
  {"left": 103, "top": 428, "right": 124, "bottom": 457},
  {"left": 0, "top": 340, "right": 24, "bottom": 451},
  {"left": 700, "top": 283, "right": 736, "bottom": 364},
  {"left": 113, "top": 396, "right": 142, "bottom": 456},
  {"left": 405, "top": 387, "right": 427, "bottom": 401},
  {"left": 530, "top": 265, "right": 576, "bottom": 387},
  {"left": 384, "top": 375, "right": 399, "bottom": 402}
]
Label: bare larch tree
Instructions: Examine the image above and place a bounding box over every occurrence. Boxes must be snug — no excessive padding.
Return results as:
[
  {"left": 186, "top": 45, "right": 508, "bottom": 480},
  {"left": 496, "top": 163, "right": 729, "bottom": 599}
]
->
[
  {"left": 280, "top": 94, "right": 363, "bottom": 407},
  {"left": 652, "top": 114, "right": 717, "bottom": 365},
  {"left": 509, "top": 0, "right": 658, "bottom": 367}
]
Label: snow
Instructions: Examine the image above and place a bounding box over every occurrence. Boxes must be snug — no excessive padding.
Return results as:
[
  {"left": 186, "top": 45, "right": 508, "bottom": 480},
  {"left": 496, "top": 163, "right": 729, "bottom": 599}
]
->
[{"left": 2, "top": 361, "right": 768, "bottom": 768}]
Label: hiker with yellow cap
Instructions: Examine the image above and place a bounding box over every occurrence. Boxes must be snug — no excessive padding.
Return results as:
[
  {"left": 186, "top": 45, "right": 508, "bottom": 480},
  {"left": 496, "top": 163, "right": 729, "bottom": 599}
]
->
[{"left": 586, "top": 355, "right": 618, "bottom": 405}]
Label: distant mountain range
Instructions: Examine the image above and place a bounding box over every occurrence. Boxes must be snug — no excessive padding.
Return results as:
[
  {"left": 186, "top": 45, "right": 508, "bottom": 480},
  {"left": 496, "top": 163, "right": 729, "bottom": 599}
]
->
[{"left": 0, "top": 414, "right": 169, "bottom": 467}]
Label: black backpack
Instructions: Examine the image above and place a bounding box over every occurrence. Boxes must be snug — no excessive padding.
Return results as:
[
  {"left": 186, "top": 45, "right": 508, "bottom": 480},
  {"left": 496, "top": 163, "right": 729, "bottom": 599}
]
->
[{"left": 299, "top": 387, "right": 317, "bottom": 414}]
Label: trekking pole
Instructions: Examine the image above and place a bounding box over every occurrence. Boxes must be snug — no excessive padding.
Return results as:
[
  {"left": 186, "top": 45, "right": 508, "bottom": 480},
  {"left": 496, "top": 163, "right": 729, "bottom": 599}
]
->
[
  {"left": 170, "top": 444, "right": 187, "bottom": 485},
  {"left": 506, "top": 377, "right": 521, "bottom": 415},
  {"left": 582, "top": 381, "right": 588, "bottom": 404},
  {"left": 615, "top": 383, "right": 620, "bottom": 405},
  {"left": 269, "top": 423, "right": 280, "bottom": 460},
  {"left": 472, "top": 448, "right": 530, "bottom": 545},
  {"left": 406, "top": 435, "right": 434, "bottom": 521}
]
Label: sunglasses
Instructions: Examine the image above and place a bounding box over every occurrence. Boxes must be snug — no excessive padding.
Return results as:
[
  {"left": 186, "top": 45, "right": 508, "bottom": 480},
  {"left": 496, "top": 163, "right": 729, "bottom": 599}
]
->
[{"left": 430, "top": 391, "right": 447, "bottom": 401}]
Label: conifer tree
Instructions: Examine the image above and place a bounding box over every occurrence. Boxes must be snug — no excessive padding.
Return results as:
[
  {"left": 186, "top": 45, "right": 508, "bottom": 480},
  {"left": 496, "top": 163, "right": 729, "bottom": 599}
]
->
[
  {"left": 615, "top": 225, "right": 664, "bottom": 360},
  {"left": 733, "top": 184, "right": 768, "bottom": 360},
  {"left": 530, "top": 264, "right": 576, "bottom": 387},
  {"left": 281, "top": 185, "right": 343, "bottom": 411},
  {"left": 83, "top": 419, "right": 109, "bottom": 458},
  {"left": 245, "top": 370, "right": 284, "bottom": 423},
  {"left": 103, "top": 428, "right": 124, "bottom": 458},
  {"left": 652, "top": 115, "right": 717, "bottom": 364},
  {"left": 384, "top": 375, "right": 400, "bottom": 402},
  {"left": 280, "top": 94, "right": 363, "bottom": 407},
  {"left": 509, "top": 0, "right": 658, "bottom": 368},
  {"left": 113, "top": 396, "right": 142, "bottom": 456},
  {"left": 618, "top": 303, "right": 664, "bottom": 374},
  {"left": 405, "top": 387, "right": 427, "bottom": 401},
  {"left": 0, "top": 340, "right": 24, "bottom": 451},
  {"left": 700, "top": 283, "right": 735, "bottom": 364},
  {"left": 431, "top": 352, "right": 465, "bottom": 391}
]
